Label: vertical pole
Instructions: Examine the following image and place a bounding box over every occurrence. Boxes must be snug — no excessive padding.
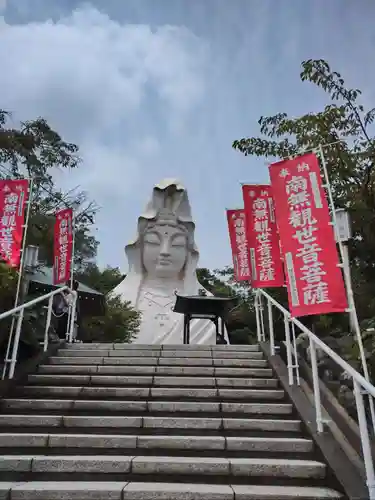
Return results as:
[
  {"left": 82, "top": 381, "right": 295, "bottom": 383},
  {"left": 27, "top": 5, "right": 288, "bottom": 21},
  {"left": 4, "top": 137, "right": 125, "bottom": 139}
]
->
[
  {"left": 259, "top": 293, "right": 266, "bottom": 342},
  {"left": 309, "top": 337, "right": 323, "bottom": 433},
  {"left": 2, "top": 178, "right": 33, "bottom": 380},
  {"left": 70, "top": 211, "right": 75, "bottom": 289},
  {"left": 353, "top": 381, "right": 375, "bottom": 500},
  {"left": 319, "top": 145, "right": 375, "bottom": 431},
  {"left": 43, "top": 296, "right": 53, "bottom": 352},
  {"left": 8, "top": 308, "right": 24, "bottom": 379},
  {"left": 341, "top": 243, "right": 356, "bottom": 333},
  {"left": 68, "top": 291, "right": 77, "bottom": 344},
  {"left": 291, "top": 321, "right": 300, "bottom": 385},
  {"left": 284, "top": 315, "right": 294, "bottom": 385},
  {"left": 66, "top": 305, "right": 72, "bottom": 342},
  {"left": 12, "top": 178, "right": 34, "bottom": 316},
  {"left": 66, "top": 210, "right": 75, "bottom": 342},
  {"left": 267, "top": 299, "right": 275, "bottom": 356},
  {"left": 254, "top": 291, "right": 261, "bottom": 343}
]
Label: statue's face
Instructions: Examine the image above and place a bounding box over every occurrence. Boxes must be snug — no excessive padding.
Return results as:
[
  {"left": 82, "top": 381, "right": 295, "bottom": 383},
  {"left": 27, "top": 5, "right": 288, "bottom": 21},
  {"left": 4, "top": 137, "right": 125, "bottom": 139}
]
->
[{"left": 142, "top": 224, "right": 187, "bottom": 279}]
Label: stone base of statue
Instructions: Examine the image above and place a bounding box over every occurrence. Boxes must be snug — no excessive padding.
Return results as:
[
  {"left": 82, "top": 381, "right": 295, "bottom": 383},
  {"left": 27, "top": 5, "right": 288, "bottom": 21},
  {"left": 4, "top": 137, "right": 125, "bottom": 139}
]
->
[{"left": 111, "top": 179, "right": 229, "bottom": 345}]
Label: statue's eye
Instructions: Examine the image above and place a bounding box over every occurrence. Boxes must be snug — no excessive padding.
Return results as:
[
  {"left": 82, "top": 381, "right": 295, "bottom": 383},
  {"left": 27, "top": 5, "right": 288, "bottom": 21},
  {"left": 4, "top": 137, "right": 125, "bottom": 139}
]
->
[
  {"left": 171, "top": 236, "right": 186, "bottom": 247},
  {"left": 144, "top": 234, "right": 160, "bottom": 245}
]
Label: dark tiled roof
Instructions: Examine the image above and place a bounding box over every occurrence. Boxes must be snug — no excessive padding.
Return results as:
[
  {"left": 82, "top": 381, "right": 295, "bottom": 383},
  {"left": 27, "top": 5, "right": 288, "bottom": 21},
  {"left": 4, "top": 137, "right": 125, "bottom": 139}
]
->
[{"left": 28, "top": 266, "right": 103, "bottom": 296}]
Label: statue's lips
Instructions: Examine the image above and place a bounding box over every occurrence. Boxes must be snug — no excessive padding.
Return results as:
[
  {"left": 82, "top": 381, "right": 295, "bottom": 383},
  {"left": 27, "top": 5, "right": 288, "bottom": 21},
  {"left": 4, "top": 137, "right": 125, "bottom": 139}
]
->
[{"left": 158, "top": 259, "right": 172, "bottom": 266}]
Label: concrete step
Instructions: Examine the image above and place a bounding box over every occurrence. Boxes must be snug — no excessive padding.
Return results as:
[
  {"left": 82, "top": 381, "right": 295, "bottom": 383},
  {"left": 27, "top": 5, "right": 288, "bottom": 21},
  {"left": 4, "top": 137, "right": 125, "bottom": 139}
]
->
[
  {"left": 39, "top": 364, "right": 273, "bottom": 377},
  {"left": 28, "top": 374, "right": 278, "bottom": 388},
  {"left": 48, "top": 356, "right": 268, "bottom": 367},
  {"left": 0, "top": 481, "right": 343, "bottom": 499},
  {"left": 19, "top": 385, "right": 285, "bottom": 400},
  {"left": 0, "top": 415, "right": 302, "bottom": 431},
  {"left": 0, "top": 433, "right": 314, "bottom": 452},
  {"left": 62, "top": 343, "right": 261, "bottom": 352},
  {"left": 0, "top": 455, "right": 327, "bottom": 477},
  {"left": 1, "top": 399, "right": 292, "bottom": 414},
  {"left": 56, "top": 349, "right": 264, "bottom": 359}
]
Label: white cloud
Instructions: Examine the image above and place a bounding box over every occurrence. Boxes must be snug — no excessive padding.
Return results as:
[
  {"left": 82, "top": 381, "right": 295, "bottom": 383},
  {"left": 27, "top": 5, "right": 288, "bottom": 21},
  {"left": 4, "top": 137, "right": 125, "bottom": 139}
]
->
[
  {"left": 0, "top": 4, "right": 208, "bottom": 265},
  {"left": 0, "top": 5, "right": 207, "bottom": 191}
]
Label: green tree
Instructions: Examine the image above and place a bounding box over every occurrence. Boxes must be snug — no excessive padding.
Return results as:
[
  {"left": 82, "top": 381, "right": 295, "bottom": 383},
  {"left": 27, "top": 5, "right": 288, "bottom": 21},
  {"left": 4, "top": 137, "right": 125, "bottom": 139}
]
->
[
  {"left": 0, "top": 110, "right": 98, "bottom": 317},
  {"left": 197, "top": 267, "right": 257, "bottom": 342},
  {"left": 76, "top": 264, "right": 140, "bottom": 343},
  {"left": 0, "top": 110, "right": 140, "bottom": 350},
  {"left": 0, "top": 262, "right": 18, "bottom": 313},
  {"left": 75, "top": 263, "right": 124, "bottom": 295},
  {"left": 233, "top": 58, "right": 375, "bottom": 327},
  {"left": 0, "top": 110, "right": 99, "bottom": 272},
  {"left": 82, "top": 295, "right": 140, "bottom": 343},
  {"left": 197, "top": 267, "right": 236, "bottom": 297}
]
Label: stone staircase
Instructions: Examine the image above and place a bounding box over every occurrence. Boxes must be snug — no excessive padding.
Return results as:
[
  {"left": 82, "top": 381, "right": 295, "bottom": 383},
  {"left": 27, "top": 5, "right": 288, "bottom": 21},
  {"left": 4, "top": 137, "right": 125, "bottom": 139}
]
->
[{"left": 0, "top": 343, "right": 344, "bottom": 499}]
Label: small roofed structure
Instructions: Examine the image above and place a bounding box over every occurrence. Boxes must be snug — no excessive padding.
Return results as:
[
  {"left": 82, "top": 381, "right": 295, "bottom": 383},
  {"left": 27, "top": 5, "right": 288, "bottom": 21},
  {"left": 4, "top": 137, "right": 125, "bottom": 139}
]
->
[
  {"left": 173, "top": 294, "right": 236, "bottom": 345},
  {"left": 27, "top": 265, "right": 105, "bottom": 316}
]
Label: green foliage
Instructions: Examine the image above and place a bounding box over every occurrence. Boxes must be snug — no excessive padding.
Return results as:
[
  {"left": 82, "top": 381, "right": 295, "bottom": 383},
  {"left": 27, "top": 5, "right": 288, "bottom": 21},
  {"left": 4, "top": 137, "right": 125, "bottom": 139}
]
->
[
  {"left": 0, "top": 110, "right": 139, "bottom": 348},
  {"left": 0, "top": 110, "right": 79, "bottom": 175},
  {"left": 76, "top": 264, "right": 139, "bottom": 343},
  {"left": 233, "top": 58, "right": 375, "bottom": 335},
  {"left": 82, "top": 295, "right": 140, "bottom": 343},
  {"left": 0, "top": 110, "right": 99, "bottom": 271},
  {"left": 197, "top": 267, "right": 257, "bottom": 336},
  {"left": 196, "top": 267, "right": 236, "bottom": 297},
  {"left": 75, "top": 264, "right": 124, "bottom": 295},
  {"left": 230, "top": 327, "right": 256, "bottom": 345},
  {"left": 0, "top": 262, "right": 18, "bottom": 315}
]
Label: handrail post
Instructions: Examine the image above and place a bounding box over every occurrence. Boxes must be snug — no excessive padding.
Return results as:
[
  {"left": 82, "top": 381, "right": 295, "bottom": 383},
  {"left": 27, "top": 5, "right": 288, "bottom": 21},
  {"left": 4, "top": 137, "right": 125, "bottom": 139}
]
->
[
  {"left": 68, "top": 291, "right": 77, "bottom": 343},
  {"left": 0, "top": 285, "right": 70, "bottom": 379},
  {"left": 284, "top": 314, "right": 294, "bottom": 385},
  {"left": 291, "top": 321, "right": 300, "bottom": 386},
  {"left": 309, "top": 337, "right": 323, "bottom": 433},
  {"left": 43, "top": 296, "right": 53, "bottom": 352},
  {"left": 267, "top": 299, "right": 275, "bottom": 356},
  {"left": 8, "top": 309, "right": 24, "bottom": 379},
  {"left": 255, "top": 291, "right": 261, "bottom": 343},
  {"left": 259, "top": 293, "right": 266, "bottom": 342},
  {"left": 319, "top": 146, "right": 375, "bottom": 433},
  {"left": 353, "top": 380, "right": 375, "bottom": 499},
  {"left": 3, "top": 178, "right": 34, "bottom": 381}
]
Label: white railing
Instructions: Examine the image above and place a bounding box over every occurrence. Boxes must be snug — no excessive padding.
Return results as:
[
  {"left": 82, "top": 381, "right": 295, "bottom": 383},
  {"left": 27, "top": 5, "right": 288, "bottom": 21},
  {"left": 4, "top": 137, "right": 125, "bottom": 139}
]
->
[
  {"left": 254, "top": 288, "right": 375, "bottom": 500},
  {"left": 1, "top": 287, "right": 77, "bottom": 380}
]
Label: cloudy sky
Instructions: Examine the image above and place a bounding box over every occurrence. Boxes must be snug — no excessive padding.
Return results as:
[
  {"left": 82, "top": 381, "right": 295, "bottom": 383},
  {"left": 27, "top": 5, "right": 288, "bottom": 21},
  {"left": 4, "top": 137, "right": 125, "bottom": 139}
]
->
[{"left": 1, "top": 0, "right": 374, "bottom": 272}]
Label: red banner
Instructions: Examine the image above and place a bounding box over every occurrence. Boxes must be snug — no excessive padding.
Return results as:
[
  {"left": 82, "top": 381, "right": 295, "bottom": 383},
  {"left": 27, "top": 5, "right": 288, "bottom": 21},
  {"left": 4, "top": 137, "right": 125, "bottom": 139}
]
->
[
  {"left": 269, "top": 153, "right": 347, "bottom": 317},
  {"left": 0, "top": 179, "right": 29, "bottom": 267},
  {"left": 226, "top": 209, "right": 251, "bottom": 281},
  {"left": 53, "top": 208, "right": 73, "bottom": 285},
  {"left": 242, "top": 184, "right": 284, "bottom": 288}
]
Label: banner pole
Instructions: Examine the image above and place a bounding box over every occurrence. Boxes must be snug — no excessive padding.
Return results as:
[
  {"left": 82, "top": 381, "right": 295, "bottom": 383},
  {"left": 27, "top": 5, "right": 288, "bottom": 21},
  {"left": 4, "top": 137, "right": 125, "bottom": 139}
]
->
[
  {"left": 14, "top": 178, "right": 34, "bottom": 309},
  {"left": 67, "top": 211, "right": 76, "bottom": 342},
  {"left": 318, "top": 145, "right": 375, "bottom": 430},
  {"left": 2, "top": 178, "right": 34, "bottom": 380},
  {"left": 70, "top": 211, "right": 75, "bottom": 289}
]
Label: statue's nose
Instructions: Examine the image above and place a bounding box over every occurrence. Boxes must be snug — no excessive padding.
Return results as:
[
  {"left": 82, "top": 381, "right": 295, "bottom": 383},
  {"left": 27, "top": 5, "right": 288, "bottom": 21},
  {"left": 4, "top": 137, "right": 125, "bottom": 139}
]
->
[{"left": 160, "top": 242, "right": 171, "bottom": 256}]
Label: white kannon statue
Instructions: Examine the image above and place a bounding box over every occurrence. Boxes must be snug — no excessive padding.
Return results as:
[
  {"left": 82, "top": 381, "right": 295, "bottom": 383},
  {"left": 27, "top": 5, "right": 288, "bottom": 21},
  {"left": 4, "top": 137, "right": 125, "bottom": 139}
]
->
[{"left": 112, "top": 179, "right": 226, "bottom": 345}]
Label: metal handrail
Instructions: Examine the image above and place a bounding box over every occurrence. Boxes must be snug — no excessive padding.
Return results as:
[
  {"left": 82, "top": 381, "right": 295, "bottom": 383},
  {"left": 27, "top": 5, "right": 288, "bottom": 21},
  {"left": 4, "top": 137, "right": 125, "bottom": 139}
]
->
[
  {"left": 258, "top": 289, "right": 375, "bottom": 397},
  {"left": 1, "top": 286, "right": 77, "bottom": 380},
  {"left": 255, "top": 287, "right": 375, "bottom": 499}
]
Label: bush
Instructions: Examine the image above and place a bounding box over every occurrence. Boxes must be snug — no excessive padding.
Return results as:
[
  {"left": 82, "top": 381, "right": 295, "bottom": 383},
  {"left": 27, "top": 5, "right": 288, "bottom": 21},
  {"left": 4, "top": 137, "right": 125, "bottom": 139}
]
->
[
  {"left": 229, "top": 327, "right": 256, "bottom": 345},
  {"left": 82, "top": 295, "right": 141, "bottom": 343}
]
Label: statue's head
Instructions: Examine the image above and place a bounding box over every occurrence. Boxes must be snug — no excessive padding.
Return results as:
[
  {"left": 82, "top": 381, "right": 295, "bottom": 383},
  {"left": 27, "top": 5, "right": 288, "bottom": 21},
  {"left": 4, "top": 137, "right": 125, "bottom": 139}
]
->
[
  {"left": 141, "top": 211, "right": 190, "bottom": 279},
  {"left": 125, "top": 180, "right": 199, "bottom": 285}
]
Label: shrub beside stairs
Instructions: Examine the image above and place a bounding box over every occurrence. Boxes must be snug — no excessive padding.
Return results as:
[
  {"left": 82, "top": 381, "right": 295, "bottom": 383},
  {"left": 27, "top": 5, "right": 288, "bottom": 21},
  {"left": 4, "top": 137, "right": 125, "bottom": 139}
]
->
[{"left": 0, "top": 343, "right": 345, "bottom": 499}]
